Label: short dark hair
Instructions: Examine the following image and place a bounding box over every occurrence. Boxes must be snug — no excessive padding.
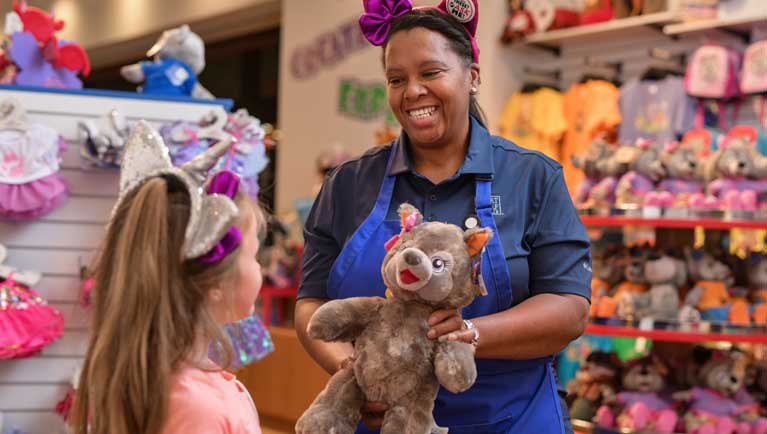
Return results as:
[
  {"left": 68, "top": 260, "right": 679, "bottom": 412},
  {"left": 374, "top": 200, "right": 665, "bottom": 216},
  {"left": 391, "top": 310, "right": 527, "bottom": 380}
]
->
[{"left": 383, "top": 8, "right": 487, "bottom": 127}]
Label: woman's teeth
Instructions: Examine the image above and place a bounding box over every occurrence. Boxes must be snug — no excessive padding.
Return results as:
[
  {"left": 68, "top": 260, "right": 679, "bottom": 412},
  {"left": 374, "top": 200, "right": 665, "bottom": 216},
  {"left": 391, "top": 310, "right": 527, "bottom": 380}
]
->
[{"left": 408, "top": 106, "right": 437, "bottom": 119}]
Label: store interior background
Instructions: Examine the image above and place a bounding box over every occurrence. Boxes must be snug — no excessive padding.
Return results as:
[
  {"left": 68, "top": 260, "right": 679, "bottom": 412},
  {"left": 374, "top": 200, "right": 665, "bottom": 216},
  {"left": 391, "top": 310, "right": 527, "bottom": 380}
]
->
[{"left": 2, "top": 0, "right": 767, "bottom": 433}]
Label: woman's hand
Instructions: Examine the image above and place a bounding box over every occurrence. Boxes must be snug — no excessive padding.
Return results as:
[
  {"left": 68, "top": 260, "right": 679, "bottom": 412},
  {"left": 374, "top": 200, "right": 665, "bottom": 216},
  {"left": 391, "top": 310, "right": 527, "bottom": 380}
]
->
[
  {"left": 426, "top": 309, "right": 474, "bottom": 345},
  {"left": 360, "top": 401, "right": 389, "bottom": 430}
]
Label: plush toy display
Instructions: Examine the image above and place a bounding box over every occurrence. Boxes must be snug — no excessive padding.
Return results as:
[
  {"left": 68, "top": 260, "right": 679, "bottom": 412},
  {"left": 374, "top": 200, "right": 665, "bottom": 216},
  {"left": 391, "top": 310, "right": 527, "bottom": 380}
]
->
[
  {"left": 571, "top": 136, "right": 618, "bottom": 210},
  {"left": 591, "top": 248, "right": 624, "bottom": 318},
  {"left": 619, "top": 253, "right": 687, "bottom": 321},
  {"left": 748, "top": 254, "right": 767, "bottom": 325},
  {"left": 567, "top": 351, "right": 621, "bottom": 422},
  {"left": 295, "top": 204, "right": 491, "bottom": 434},
  {"left": 611, "top": 250, "right": 650, "bottom": 320},
  {"left": 684, "top": 248, "right": 747, "bottom": 324},
  {"left": 653, "top": 139, "right": 706, "bottom": 212},
  {"left": 595, "top": 356, "right": 678, "bottom": 433},
  {"left": 674, "top": 350, "right": 767, "bottom": 434},
  {"left": 121, "top": 24, "right": 213, "bottom": 99},
  {"left": 614, "top": 139, "right": 664, "bottom": 208},
  {"left": 5, "top": 0, "right": 90, "bottom": 89},
  {"left": 702, "top": 128, "right": 767, "bottom": 216}
]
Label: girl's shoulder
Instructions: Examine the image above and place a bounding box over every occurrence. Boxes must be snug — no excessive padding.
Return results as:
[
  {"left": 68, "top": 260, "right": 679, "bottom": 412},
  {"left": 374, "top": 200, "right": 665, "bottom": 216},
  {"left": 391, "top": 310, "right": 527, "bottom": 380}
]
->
[{"left": 163, "top": 367, "right": 261, "bottom": 434}]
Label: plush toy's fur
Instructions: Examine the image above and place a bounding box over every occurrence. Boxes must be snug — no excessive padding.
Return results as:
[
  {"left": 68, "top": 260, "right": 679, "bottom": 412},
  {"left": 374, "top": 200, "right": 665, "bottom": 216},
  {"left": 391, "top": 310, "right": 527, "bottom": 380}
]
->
[
  {"left": 295, "top": 204, "right": 491, "bottom": 434},
  {"left": 614, "top": 144, "right": 663, "bottom": 207}
]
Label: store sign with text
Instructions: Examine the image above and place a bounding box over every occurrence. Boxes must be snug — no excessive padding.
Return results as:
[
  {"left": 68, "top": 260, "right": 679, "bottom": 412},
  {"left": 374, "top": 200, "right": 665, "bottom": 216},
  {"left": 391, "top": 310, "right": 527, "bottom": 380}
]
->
[
  {"left": 338, "top": 78, "right": 397, "bottom": 124},
  {"left": 290, "top": 17, "right": 370, "bottom": 80}
]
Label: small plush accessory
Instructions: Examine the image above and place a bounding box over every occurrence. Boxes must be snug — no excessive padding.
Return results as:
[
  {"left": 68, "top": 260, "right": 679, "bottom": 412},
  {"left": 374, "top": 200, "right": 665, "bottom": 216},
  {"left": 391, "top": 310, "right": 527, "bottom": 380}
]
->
[
  {"left": 359, "top": 0, "right": 480, "bottom": 62},
  {"left": 114, "top": 121, "right": 240, "bottom": 261},
  {"left": 209, "top": 313, "right": 275, "bottom": 369}
]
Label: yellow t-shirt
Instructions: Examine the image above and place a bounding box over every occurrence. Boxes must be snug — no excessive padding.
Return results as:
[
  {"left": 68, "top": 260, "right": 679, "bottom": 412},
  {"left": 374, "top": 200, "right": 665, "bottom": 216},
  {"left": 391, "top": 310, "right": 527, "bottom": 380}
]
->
[
  {"left": 561, "top": 80, "right": 622, "bottom": 195},
  {"left": 498, "top": 88, "right": 567, "bottom": 161}
]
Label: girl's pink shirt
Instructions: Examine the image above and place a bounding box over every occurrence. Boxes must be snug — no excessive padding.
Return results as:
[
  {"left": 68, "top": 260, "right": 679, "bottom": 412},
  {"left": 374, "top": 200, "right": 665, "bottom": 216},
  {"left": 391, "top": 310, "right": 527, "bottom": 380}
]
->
[{"left": 162, "top": 366, "right": 262, "bottom": 434}]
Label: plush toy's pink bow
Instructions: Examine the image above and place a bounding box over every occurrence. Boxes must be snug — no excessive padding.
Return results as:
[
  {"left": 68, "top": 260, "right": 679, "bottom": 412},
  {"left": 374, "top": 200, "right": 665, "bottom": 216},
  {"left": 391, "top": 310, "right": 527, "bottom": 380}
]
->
[
  {"left": 384, "top": 208, "right": 422, "bottom": 251},
  {"left": 359, "top": 0, "right": 480, "bottom": 62}
]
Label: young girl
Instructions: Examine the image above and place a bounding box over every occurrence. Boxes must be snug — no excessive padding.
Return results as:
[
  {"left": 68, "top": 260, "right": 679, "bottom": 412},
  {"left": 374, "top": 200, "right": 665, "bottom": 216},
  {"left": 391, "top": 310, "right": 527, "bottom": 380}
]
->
[{"left": 70, "top": 121, "right": 264, "bottom": 434}]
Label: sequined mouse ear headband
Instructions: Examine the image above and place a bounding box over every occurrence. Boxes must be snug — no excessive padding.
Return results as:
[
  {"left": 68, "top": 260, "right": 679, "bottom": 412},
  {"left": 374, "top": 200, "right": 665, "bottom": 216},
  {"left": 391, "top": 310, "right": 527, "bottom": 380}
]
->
[
  {"left": 359, "top": 0, "right": 480, "bottom": 62},
  {"left": 114, "top": 121, "right": 240, "bottom": 262}
]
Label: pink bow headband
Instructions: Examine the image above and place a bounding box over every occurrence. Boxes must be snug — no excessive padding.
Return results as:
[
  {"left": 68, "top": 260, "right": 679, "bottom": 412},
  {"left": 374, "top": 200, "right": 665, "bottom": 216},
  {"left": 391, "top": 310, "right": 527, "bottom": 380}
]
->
[{"left": 359, "top": 0, "right": 480, "bottom": 62}]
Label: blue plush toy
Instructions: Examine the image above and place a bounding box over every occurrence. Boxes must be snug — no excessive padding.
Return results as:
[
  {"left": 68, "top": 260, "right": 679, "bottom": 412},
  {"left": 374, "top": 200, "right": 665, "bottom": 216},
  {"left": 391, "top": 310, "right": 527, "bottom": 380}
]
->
[{"left": 120, "top": 25, "right": 213, "bottom": 99}]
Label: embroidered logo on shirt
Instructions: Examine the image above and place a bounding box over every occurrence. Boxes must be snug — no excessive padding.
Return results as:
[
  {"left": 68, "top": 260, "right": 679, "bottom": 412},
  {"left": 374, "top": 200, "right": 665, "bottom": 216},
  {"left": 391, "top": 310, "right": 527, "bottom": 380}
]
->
[
  {"left": 166, "top": 64, "right": 190, "bottom": 86},
  {"left": 491, "top": 195, "right": 503, "bottom": 216},
  {"left": 582, "top": 261, "right": 593, "bottom": 273}
]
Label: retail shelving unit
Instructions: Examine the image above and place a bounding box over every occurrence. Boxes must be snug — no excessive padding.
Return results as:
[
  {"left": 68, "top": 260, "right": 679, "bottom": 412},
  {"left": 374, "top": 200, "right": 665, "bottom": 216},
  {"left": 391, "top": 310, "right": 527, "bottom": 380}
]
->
[
  {"left": 515, "top": 11, "right": 680, "bottom": 49},
  {"left": 581, "top": 215, "right": 767, "bottom": 230}
]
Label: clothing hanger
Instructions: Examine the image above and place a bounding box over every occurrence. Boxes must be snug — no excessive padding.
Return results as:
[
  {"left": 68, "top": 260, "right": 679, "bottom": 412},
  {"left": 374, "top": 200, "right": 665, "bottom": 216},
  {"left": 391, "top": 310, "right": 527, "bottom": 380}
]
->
[
  {"left": 0, "top": 243, "right": 42, "bottom": 286},
  {"left": 520, "top": 66, "right": 561, "bottom": 93},
  {"left": 0, "top": 97, "right": 28, "bottom": 131},
  {"left": 640, "top": 48, "right": 685, "bottom": 81},
  {"left": 578, "top": 56, "right": 622, "bottom": 86}
]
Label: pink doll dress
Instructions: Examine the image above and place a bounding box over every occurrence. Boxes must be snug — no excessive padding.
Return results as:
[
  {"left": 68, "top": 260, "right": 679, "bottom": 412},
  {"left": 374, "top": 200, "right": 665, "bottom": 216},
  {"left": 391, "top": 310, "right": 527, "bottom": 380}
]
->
[
  {"left": 0, "top": 124, "right": 69, "bottom": 221},
  {"left": 0, "top": 275, "right": 64, "bottom": 358}
]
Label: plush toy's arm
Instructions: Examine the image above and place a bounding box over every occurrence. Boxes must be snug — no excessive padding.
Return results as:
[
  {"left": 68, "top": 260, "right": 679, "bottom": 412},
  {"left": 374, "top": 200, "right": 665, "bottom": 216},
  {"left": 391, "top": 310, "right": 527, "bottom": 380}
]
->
[
  {"left": 307, "top": 297, "right": 385, "bottom": 342},
  {"left": 120, "top": 64, "right": 145, "bottom": 83},
  {"left": 192, "top": 82, "right": 214, "bottom": 99},
  {"left": 434, "top": 340, "right": 476, "bottom": 394}
]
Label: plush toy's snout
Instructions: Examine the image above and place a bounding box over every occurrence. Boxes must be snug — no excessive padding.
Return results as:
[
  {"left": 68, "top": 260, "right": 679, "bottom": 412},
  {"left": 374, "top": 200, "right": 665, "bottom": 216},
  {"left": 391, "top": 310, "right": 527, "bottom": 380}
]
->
[{"left": 396, "top": 247, "right": 432, "bottom": 290}]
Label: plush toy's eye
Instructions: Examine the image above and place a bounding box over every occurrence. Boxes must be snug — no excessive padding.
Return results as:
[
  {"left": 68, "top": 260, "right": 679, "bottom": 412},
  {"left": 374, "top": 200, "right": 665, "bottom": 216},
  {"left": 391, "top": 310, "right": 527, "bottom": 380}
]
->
[{"left": 432, "top": 257, "right": 445, "bottom": 272}]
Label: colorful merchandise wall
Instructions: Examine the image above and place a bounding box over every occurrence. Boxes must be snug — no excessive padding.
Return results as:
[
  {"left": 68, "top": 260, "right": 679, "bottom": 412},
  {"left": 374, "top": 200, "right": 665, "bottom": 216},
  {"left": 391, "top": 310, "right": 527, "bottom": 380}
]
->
[{"left": 0, "top": 86, "right": 231, "bottom": 433}]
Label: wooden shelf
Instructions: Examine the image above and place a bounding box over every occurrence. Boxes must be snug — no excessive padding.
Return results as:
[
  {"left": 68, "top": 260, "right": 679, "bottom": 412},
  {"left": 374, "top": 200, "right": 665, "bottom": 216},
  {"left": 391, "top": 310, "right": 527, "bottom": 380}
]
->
[
  {"left": 516, "top": 12, "right": 680, "bottom": 47},
  {"left": 664, "top": 14, "right": 767, "bottom": 35},
  {"left": 586, "top": 323, "right": 767, "bottom": 344},
  {"left": 580, "top": 215, "right": 767, "bottom": 230}
]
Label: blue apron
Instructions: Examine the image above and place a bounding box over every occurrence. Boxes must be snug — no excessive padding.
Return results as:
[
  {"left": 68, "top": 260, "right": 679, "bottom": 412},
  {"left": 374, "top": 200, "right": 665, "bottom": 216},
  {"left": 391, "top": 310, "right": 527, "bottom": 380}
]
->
[{"left": 326, "top": 146, "right": 567, "bottom": 434}]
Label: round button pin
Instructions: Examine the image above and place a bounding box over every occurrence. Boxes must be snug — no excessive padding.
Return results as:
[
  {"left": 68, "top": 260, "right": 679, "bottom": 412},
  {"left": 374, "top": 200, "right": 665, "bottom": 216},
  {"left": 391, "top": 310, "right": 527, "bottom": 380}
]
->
[{"left": 464, "top": 216, "right": 479, "bottom": 229}]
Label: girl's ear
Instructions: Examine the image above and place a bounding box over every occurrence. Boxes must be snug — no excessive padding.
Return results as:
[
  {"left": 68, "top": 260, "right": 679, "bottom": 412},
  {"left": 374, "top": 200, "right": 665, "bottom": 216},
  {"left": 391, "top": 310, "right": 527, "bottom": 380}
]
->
[{"left": 208, "top": 288, "right": 223, "bottom": 303}]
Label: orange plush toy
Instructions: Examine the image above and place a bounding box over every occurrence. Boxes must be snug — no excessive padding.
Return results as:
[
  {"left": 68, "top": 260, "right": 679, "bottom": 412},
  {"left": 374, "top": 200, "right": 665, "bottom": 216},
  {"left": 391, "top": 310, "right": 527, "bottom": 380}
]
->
[
  {"left": 684, "top": 248, "right": 748, "bottom": 324},
  {"left": 748, "top": 254, "right": 767, "bottom": 325}
]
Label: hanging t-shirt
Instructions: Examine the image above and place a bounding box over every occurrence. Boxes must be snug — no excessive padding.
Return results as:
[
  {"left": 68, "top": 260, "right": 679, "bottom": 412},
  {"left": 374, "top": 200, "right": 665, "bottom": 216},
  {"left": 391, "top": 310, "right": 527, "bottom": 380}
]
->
[
  {"left": 498, "top": 88, "right": 567, "bottom": 161},
  {"left": 618, "top": 76, "right": 696, "bottom": 146},
  {"left": 561, "top": 80, "right": 622, "bottom": 195}
]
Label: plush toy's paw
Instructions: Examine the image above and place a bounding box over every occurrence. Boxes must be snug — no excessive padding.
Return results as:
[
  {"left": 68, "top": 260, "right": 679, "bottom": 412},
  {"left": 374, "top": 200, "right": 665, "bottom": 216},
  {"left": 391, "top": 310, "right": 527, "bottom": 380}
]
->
[
  {"left": 435, "top": 342, "right": 477, "bottom": 394},
  {"left": 295, "top": 406, "right": 357, "bottom": 434},
  {"left": 307, "top": 300, "right": 352, "bottom": 341}
]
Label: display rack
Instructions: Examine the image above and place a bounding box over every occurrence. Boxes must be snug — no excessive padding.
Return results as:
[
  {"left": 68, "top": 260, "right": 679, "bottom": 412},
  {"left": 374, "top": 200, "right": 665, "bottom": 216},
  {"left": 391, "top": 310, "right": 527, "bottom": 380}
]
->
[
  {"left": 586, "top": 323, "right": 767, "bottom": 344},
  {"left": 580, "top": 215, "right": 767, "bottom": 230},
  {"left": 663, "top": 13, "right": 767, "bottom": 36},
  {"left": 515, "top": 11, "right": 680, "bottom": 48}
]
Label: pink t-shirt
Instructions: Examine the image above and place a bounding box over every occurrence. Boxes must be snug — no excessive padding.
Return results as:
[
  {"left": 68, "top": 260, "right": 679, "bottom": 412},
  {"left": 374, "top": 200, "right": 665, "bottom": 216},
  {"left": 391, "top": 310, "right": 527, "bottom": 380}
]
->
[{"left": 162, "top": 366, "right": 261, "bottom": 434}]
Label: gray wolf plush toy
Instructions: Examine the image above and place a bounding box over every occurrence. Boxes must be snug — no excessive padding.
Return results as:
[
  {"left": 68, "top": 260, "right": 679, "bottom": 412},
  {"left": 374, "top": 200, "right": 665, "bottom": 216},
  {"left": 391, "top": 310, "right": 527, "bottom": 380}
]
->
[{"left": 295, "top": 204, "right": 491, "bottom": 434}]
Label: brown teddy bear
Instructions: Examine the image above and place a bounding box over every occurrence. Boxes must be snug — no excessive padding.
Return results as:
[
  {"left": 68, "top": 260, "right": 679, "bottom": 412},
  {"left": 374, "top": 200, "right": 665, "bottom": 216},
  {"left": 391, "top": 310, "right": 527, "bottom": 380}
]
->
[{"left": 295, "top": 204, "right": 491, "bottom": 434}]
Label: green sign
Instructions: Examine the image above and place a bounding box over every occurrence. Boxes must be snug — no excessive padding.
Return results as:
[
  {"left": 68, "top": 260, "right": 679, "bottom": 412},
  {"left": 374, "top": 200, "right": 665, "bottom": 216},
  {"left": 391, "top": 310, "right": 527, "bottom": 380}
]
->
[{"left": 338, "top": 79, "right": 397, "bottom": 125}]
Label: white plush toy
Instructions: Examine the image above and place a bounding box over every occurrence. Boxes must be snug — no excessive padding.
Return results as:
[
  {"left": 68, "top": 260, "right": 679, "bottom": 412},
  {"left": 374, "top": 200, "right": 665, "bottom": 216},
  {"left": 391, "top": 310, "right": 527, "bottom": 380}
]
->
[{"left": 120, "top": 24, "right": 213, "bottom": 99}]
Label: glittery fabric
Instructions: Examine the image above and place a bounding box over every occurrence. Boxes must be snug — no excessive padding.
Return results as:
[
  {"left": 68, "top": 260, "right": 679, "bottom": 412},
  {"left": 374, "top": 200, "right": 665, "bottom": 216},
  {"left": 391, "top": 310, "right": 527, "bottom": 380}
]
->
[
  {"left": 209, "top": 314, "right": 274, "bottom": 369},
  {"left": 113, "top": 121, "right": 239, "bottom": 260}
]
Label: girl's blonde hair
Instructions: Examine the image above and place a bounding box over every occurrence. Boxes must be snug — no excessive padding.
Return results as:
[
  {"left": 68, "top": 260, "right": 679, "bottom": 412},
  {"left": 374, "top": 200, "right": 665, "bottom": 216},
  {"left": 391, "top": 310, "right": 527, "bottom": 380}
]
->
[{"left": 70, "top": 175, "right": 262, "bottom": 434}]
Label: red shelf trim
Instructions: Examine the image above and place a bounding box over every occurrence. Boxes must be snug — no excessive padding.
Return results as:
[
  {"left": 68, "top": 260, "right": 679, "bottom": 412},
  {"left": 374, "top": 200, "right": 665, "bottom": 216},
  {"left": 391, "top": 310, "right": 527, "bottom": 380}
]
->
[
  {"left": 585, "top": 324, "right": 767, "bottom": 344},
  {"left": 580, "top": 216, "right": 767, "bottom": 230}
]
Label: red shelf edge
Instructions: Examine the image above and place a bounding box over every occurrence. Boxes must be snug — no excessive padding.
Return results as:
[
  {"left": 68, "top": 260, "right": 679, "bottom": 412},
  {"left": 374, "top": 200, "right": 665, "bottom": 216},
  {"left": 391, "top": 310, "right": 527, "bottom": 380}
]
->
[
  {"left": 580, "top": 216, "right": 767, "bottom": 230},
  {"left": 585, "top": 324, "right": 767, "bottom": 344}
]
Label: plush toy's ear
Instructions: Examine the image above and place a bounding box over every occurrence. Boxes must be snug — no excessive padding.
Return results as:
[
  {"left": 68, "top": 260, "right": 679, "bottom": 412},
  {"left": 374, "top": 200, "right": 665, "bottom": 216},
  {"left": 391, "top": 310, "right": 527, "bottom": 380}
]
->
[
  {"left": 397, "top": 203, "right": 422, "bottom": 231},
  {"left": 178, "top": 24, "right": 191, "bottom": 40},
  {"left": 465, "top": 227, "right": 492, "bottom": 257}
]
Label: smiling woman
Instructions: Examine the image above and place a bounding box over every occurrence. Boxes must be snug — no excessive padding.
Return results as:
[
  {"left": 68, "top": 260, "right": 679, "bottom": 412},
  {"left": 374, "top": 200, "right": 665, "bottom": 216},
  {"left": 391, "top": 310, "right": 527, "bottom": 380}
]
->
[{"left": 295, "top": 1, "right": 592, "bottom": 434}]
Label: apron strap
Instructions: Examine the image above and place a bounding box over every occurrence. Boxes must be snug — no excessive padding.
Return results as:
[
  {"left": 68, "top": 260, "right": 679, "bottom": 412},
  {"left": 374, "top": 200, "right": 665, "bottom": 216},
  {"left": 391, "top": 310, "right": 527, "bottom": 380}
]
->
[
  {"left": 475, "top": 176, "right": 513, "bottom": 310},
  {"left": 326, "top": 144, "right": 398, "bottom": 296}
]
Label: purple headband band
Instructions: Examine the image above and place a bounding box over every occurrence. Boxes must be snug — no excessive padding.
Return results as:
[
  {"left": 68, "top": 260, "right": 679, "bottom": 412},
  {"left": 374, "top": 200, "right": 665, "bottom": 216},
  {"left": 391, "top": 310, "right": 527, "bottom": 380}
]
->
[
  {"left": 197, "top": 170, "right": 243, "bottom": 264},
  {"left": 359, "top": 0, "right": 480, "bottom": 63}
]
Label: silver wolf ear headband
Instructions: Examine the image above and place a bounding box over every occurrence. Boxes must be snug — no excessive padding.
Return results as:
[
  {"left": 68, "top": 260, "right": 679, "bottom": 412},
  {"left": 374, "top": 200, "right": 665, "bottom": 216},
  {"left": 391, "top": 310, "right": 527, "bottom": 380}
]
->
[{"left": 113, "top": 120, "right": 240, "bottom": 261}]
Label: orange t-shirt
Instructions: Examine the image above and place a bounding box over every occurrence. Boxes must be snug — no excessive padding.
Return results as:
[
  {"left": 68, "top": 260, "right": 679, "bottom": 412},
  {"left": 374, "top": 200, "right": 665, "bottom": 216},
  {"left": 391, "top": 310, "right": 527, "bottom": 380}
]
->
[
  {"left": 498, "top": 88, "right": 567, "bottom": 161},
  {"left": 561, "top": 80, "right": 621, "bottom": 194},
  {"left": 162, "top": 366, "right": 261, "bottom": 434}
]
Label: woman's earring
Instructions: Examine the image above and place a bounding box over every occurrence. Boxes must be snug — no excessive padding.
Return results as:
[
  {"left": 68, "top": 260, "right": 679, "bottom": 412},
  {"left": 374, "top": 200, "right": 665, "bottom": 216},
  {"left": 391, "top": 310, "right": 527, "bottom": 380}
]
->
[{"left": 470, "top": 86, "right": 478, "bottom": 95}]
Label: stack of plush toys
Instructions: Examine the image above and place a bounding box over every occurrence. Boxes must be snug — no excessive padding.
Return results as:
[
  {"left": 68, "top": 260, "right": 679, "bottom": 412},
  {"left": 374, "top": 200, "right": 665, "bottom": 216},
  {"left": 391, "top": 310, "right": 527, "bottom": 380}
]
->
[
  {"left": 590, "top": 245, "right": 767, "bottom": 327},
  {"left": 572, "top": 126, "right": 767, "bottom": 220},
  {"left": 568, "top": 346, "right": 767, "bottom": 434},
  {"left": 501, "top": 0, "right": 664, "bottom": 43},
  {"left": 0, "top": 1, "right": 91, "bottom": 89}
]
